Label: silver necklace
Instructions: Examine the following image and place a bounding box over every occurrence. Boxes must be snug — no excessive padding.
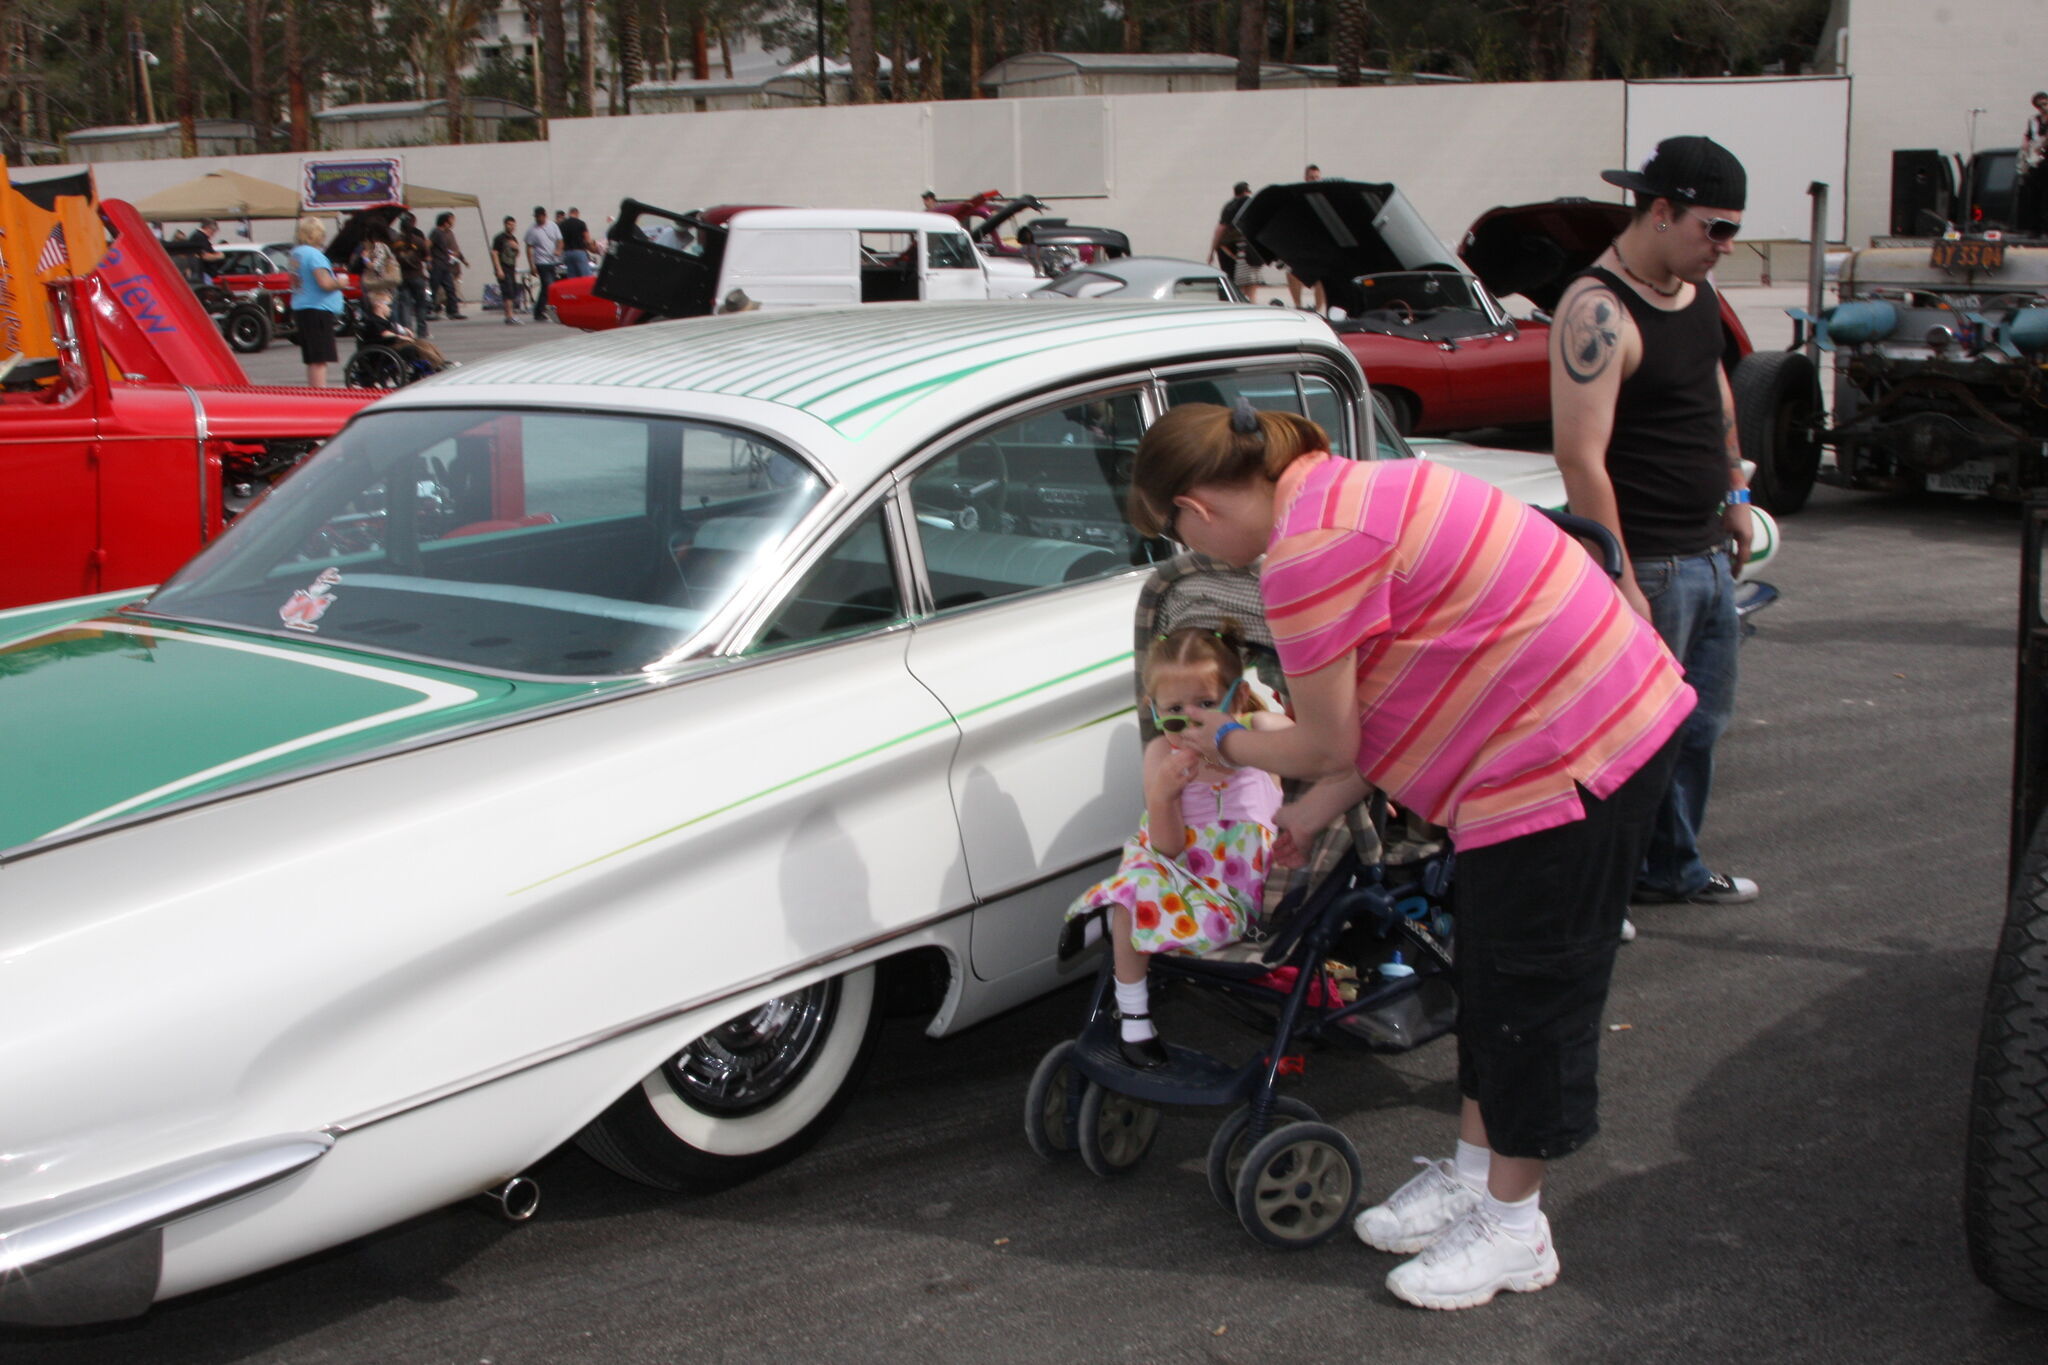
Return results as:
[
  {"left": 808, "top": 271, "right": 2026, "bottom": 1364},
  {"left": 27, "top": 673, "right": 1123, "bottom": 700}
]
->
[{"left": 1612, "top": 245, "right": 1682, "bottom": 299}]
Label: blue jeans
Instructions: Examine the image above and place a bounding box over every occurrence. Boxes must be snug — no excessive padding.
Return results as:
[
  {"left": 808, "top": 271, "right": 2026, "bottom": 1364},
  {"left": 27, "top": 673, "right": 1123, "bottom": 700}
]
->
[
  {"left": 532, "top": 262, "right": 560, "bottom": 319},
  {"left": 562, "top": 249, "right": 591, "bottom": 279},
  {"left": 1634, "top": 547, "right": 1740, "bottom": 896}
]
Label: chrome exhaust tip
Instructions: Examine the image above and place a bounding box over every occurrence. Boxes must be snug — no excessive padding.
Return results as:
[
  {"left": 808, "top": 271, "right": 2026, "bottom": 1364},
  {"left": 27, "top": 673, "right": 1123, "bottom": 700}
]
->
[{"left": 478, "top": 1175, "right": 540, "bottom": 1223}]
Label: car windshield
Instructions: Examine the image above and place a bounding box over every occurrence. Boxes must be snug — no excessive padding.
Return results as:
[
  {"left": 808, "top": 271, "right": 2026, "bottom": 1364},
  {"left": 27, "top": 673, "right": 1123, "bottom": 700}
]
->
[{"left": 145, "top": 407, "right": 826, "bottom": 678}]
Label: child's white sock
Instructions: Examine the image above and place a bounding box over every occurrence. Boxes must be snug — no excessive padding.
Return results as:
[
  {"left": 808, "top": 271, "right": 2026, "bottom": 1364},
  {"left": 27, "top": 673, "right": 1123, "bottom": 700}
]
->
[
  {"left": 1114, "top": 979, "right": 1155, "bottom": 1042},
  {"left": 1454, "top": 1138, "right": 1492, "bottom": 1191},
  {"left": 1484, "top": 1188, "right": 1542, "bottom": 1240}
]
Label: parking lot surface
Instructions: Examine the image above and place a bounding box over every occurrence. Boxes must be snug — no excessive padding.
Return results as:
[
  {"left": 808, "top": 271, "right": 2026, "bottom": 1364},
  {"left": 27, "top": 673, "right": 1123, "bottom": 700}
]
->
[{"left": 12, "top": 290, "right": 2048, "bottom": 1363}]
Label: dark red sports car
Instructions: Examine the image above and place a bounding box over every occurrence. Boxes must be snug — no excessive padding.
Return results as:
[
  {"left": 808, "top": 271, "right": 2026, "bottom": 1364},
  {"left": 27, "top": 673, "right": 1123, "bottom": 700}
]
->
[{"left": 1235, "top": 182, "right": 1754, "bottom": 435}]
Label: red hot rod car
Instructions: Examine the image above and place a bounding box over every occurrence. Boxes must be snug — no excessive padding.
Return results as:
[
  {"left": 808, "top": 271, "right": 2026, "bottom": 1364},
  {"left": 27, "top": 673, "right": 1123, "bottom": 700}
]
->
[{"left": 1, "top": 201, "right": 379, "bottom": 610}]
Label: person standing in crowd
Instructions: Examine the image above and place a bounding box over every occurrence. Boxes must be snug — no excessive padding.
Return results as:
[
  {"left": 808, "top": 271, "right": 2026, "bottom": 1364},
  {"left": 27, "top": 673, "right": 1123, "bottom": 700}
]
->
[
  {"left": 1132, "top": 401, "right": 1693, "bottom": 1309},
  {"left": 558, "top": 206, "right": 593, "bottom": 279},
  {"left": 1209, "top": 180, "right": 1254, "bottom": 289},
  {"left": 1284, "top": 166, "right": 1328, "bottom": 313},
  {"left": 2017, "top": 92, "right": 2048, "bottom": 235},
  {"left": 524, "top": 205, "right": 562, "bottom": 322},
  {"left": 920, "top": 190, "right": 938, "bottom": 212},
  {"left": 1550, "top": 134, "right": 1759, "bottom": 910},
  {"left": 183, "top": 218, "right": 225, "bottom": 286},
  {"left": 288, "top": 216, "right": 345, "bottom": 388},
  {"left": 491, "top": 215, "right": 523, "bottom": 325},
  {"left": 391, "top": 213, "right": 432, "bottom": 337},
  {"left": 429, "top": 211, "right": 468, "bottom": 318}
]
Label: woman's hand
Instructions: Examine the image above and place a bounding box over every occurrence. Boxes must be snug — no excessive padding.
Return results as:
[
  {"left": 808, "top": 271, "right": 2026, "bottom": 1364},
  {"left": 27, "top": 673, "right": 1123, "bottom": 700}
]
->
[{"left": 1170, "top": 707, "right": 1235, "bottom": 766}]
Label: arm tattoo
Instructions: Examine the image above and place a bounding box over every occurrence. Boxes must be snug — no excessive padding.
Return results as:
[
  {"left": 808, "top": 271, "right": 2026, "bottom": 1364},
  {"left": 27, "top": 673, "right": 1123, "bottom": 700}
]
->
[
  {"left": 1724, "top": 409, "right": 1741, "bottom": 467},
  {"left": 1560, "top": 290, "right": 1620, "bottom": 385}
]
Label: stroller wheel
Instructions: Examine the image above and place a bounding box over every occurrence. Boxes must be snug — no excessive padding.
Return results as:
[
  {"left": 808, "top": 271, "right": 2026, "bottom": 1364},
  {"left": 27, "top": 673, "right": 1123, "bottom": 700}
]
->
[
  {"left": 1233, "top": 1121, "right": 1363, "bottom": 1249},
  {"left": 1023, "top": 1041, "right": 1083, "bottom": 1160},
  {"left": 1205, "top": 1097, "right": 1321, "bottom": 1211},
  {"left": 1076, "top": 1082, "right": 1161, "bottom": 1177}
]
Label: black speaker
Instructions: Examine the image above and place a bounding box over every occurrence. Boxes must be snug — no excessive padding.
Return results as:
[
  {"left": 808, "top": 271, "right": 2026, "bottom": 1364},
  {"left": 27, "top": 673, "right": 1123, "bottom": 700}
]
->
[{"left": 1892, "top": 149, "right": 1954, "bottom": 236}]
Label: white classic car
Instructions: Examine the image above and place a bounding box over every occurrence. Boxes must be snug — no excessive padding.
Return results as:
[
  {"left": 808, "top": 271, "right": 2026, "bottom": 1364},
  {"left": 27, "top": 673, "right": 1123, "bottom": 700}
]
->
[{"left": 0, "top": 300, "right": 1776, "bottom": 1326}]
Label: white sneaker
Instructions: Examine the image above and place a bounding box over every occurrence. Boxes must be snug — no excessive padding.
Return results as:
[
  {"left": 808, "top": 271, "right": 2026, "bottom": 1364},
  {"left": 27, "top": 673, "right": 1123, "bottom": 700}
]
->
[
  {"left": 1620, "top": 917, "right": 1637, "bottom": 942},
  {"left": 1385, "top": 1207, "right": 1560, "bottom": 1310},
  {"left": 1353, "top": 1157, "right": 1482, "bottom": 1254}
]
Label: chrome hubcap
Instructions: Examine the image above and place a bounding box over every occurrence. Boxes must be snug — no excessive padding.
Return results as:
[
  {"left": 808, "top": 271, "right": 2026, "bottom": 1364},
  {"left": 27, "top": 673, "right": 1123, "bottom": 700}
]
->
[{"left": 667, "top": 979, "right": 836, "bottom": 1116}]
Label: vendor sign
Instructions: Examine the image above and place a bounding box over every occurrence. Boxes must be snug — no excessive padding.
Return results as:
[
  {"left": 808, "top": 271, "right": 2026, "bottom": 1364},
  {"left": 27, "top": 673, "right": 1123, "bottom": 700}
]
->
[{"left": 302, "top": 158, "right": 404, "bottom": 213}]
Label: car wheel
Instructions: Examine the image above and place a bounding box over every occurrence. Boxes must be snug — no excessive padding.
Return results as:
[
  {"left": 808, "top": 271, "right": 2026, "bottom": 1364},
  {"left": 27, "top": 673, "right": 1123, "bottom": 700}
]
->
[
  {"left": 1374, "top": 388, "right": 1416, "bottom": 437},
  {"left": 575, "top": 966, "right": 882, "bottom": 1192},
  {"left": 223, "top": 304, "right": 272, "bottom": 354},
  {"left": 1964, "top": 813, "right": 2048, "bottom": 1309},
  {"left": 1731, "top": 350, "right": 1823, "bottom": 515}
]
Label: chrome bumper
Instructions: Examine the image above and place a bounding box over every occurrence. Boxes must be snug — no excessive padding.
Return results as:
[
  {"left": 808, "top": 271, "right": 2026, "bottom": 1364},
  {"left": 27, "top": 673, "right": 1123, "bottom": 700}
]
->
[{"left": 0, "top": 1133, "right": 331, "bottom": 1327}]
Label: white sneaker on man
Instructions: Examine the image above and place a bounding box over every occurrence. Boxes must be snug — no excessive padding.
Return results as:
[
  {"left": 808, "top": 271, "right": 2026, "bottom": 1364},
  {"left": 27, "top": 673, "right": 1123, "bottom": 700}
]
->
[
  {"left": 1385, "top": 1206, "right": 1560, "bottom": 1310},
  {"left": 1353, "top": 1157, "right": 1482, "bottom": 1254}
]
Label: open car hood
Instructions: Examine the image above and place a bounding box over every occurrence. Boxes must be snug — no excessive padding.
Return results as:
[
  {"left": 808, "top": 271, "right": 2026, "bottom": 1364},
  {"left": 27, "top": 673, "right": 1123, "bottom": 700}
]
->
[
  {"left": 1236, "top": 181, "right": 1464, "bottom": 288},
  {"left": 1459, "top": 198, "right": 1629, "bottom": 313}
]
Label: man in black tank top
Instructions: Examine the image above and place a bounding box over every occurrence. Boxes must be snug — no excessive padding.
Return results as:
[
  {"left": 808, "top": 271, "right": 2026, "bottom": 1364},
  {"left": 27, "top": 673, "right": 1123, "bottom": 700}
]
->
[{"left": 1549, "top": 135, "right": 1760, "bottom": 909}]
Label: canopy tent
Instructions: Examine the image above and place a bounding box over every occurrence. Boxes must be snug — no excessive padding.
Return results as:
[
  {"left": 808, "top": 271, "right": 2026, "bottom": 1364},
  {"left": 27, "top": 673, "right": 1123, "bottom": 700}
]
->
[
  {"left": 405, "top": 183, "right": 478, "bottom": 209},
  {"left": 132, "top": 169, "right": 298, "bottom": 222}
]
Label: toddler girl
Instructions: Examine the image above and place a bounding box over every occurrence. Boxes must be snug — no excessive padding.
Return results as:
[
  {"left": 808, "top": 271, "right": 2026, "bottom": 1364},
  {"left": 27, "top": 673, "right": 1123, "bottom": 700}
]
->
[{"left": 1061, "top": 625, "right": 1287, "bottom": 1067}]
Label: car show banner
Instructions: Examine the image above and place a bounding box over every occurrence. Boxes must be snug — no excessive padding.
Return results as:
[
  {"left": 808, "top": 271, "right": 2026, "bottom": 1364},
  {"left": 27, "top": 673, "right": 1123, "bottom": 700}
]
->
[{"left": 301, "top": 157, "right": 405, "bottom": 213}]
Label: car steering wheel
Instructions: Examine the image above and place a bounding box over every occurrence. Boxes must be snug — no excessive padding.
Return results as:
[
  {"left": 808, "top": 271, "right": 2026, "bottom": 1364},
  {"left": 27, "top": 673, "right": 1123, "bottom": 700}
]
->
[{"left": 1387, "top": 299, "right": 1416, "bottom": 324}]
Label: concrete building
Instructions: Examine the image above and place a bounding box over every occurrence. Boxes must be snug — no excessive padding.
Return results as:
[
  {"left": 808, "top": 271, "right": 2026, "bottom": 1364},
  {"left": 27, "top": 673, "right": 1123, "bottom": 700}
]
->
[
  {"left": 313, "top": 98, "right": 538, "bottom": 150},
  {"left": 980, "top": 51, "right": 1461, "bottom": 99},
  {"left": 62, "top": 120, "right": 257, "bottom": 163}
]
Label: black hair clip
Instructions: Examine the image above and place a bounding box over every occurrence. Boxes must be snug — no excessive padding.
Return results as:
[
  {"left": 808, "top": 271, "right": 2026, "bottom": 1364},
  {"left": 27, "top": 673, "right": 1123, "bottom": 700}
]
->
[{"left": 1230, "top": 396, "right": 1261, "bottom": 436}]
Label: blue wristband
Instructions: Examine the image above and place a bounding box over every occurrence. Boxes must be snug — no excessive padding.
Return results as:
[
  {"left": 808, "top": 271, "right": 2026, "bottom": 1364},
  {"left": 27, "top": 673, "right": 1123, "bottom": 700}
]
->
[
  {"left": 1725, "top": 488, "right": 1752, "bottom": 505},
  {"left": 1212, "top": 720, "right": 1246, "bottom": 763}
]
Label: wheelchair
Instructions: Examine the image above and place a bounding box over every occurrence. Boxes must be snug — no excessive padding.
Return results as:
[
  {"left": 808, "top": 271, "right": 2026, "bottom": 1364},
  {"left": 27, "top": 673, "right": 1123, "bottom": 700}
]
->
[{"left": 343, "top": 339, "right": 441, "bottom": 390}]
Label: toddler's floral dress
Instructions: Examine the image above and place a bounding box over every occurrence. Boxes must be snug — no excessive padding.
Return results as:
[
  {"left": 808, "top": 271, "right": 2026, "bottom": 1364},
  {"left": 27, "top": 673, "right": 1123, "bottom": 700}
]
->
[{"left": 1066, "top": 761, "right": 1283, "bottom": 955}]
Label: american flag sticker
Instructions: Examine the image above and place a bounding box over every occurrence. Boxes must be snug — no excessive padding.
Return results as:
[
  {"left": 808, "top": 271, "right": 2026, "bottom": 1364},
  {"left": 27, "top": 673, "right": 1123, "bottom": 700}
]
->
[{"left": 36, "top": 226, "right": 67, "bottom": 276}]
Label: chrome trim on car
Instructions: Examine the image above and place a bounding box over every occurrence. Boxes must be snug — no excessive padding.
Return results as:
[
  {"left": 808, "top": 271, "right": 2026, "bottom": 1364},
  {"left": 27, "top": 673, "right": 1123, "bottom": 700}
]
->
[
  {"left": 328, "top": 847, "right": 1117, "bottom": 1135},
  {"left": 184, "top": 385, "right": 210, "bottom": 542},
  {"left": 0, "top": 1132, "right": 332, "bottom": 1277}
]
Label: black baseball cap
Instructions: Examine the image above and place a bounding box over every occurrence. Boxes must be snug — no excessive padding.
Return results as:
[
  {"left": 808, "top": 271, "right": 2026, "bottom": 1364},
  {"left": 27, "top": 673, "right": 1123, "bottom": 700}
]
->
[{"left": 1602, "top": 136, "right": 1747, "bottom": 211}]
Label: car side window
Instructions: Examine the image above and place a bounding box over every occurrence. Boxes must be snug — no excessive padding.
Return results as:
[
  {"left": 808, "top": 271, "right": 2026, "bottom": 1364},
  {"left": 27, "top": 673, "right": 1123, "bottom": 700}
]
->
[
  {"left": 1163, "top": 369, "right": 1306, "bottom": 416},
  {"left": 750, "top": 504, "right": 905, "bottom": 651},
  {"left": 926, "top": 232, "right": 978, "bottom": 270},
  {"left": 1301, "top": 375, "right": 1352, "bottom": 457},
  {"left": 1171, "top": 277, "right": 1229, "bottom": 300},
  {"left": 907, "top": 389, "right": 1156, "bottom": 612}
]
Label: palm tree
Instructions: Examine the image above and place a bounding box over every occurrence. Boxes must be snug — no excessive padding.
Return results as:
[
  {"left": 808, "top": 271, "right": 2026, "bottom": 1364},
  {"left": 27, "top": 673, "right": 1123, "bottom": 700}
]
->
[
  {"left": 1331, "top": 0, "right": 1366, "bottom": 86},
  {"left": 849, "top": 0, "right": 876, "bottom": 104},
  {"left": 578, "top": 0, "right": 596, "bottom": 115},
  {"left": 421, "top": 0, "right": 487, "bottom": 143},
  {"left": 1235, "top": 0, "right": 1265, "bottom": 89}
]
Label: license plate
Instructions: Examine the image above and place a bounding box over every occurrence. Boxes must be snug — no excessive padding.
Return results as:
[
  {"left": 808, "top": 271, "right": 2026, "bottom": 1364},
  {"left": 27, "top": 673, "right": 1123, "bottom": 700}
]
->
[
  {"left": 1927, "top": 459, "right": 1998, "bottom": 494},
  {"left": 1930, "top": 238, "right": 2006, "bottom": 271}
]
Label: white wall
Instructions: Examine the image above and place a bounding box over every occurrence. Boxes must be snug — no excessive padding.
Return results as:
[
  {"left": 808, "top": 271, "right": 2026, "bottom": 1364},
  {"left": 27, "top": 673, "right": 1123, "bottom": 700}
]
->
[
  {"left": 74, "top": 74, "right": 1854, "bottom": 280},
  {"left": 1845, "top": 0, "right": 2048, "bottom": 243}
]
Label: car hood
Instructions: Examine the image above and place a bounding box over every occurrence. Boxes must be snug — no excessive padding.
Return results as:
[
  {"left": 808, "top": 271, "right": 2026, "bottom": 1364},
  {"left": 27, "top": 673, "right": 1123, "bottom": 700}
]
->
[
  {"left": 0, "top": 614, "right": 591, "bottom": 853},
  {"left": 1236, "top": 180, "right": 1465, "bottom": 288},
  {"left": 1458, "top": 198, "right": 1630, "bottom": 313},
  {"left": 1409, "top": 437, "right": 1568, "bottom": 511},
  {"left": 195, "top": 383, "right": 382, "bottom": 439}
]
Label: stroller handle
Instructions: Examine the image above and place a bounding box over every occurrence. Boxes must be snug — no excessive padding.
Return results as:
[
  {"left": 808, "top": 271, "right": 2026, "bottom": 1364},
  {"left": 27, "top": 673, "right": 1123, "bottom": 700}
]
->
[{"left": 1538, "top": 508, "right": 1624, "bottom": 581}]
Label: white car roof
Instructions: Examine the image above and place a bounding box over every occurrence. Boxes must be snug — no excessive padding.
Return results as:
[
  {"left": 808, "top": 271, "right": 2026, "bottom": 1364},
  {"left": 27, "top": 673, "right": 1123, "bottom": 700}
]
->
[
  {"left": 377, "top": 301, "right": 1354, "bottom": 491},
  {"left": 724, "top": 208, "right": 973, "bottom": 234}
]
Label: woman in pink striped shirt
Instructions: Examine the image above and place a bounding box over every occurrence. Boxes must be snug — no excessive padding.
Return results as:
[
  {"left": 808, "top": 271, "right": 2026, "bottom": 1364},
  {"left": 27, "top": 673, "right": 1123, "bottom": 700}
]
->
[{"left": 1130, "top": 400, "right": 1693, "bottom": 1311}]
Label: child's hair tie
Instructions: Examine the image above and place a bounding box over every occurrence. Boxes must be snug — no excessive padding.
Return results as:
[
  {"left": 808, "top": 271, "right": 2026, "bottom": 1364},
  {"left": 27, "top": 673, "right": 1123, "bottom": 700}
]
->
[{"left": 1230, "top": 397, "right": 1261, "bottom": 436}]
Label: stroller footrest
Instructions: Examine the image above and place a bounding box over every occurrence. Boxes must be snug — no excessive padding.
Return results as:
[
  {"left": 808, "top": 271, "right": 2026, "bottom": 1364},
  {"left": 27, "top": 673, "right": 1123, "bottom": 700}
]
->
[{"left": 1070, "top": 1013, "right": 1261, "bottom": 1107}]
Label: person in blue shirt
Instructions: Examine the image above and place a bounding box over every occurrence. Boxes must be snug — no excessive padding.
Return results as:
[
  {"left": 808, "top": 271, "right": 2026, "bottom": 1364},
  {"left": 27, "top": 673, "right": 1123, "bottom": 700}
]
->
[{"left": 289, "top": 216, "right": 346, "bottom": 388}]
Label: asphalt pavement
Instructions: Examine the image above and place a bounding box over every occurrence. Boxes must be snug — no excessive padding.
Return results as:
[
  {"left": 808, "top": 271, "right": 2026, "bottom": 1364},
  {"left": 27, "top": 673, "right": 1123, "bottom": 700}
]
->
[{"left": 12, "top": 289, "right": 2048, "bottom": 1363}]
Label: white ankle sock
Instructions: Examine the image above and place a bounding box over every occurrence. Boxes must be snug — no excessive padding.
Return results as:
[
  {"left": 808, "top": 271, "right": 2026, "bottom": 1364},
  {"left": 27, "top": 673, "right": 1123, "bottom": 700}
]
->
[
  {"left": 1484, "top": 1188, "right": 1542, "bottom": 1239},
  {"left": 1453, "top": 1139, "right": 1491, "bottom": 1191},
  {"left": 1114, "top": 979, "right": 1154, "bottom": 1042}
]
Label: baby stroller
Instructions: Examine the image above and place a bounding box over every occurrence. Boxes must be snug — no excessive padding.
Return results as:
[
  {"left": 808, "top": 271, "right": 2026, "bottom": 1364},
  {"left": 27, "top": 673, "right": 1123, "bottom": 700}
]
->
[{"left": 1023, "top": 510, "right": 1623, "bottom": 1250}]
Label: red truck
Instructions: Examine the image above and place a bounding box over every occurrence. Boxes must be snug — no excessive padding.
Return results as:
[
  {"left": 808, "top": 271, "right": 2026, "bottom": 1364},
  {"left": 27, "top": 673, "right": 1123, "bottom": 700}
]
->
[{"left": 0, "top": 201, "right": 378, "bottom": 610}]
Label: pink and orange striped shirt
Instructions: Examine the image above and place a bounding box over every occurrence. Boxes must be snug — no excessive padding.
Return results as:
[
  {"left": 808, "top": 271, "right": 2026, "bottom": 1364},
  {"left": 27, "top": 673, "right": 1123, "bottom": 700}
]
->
[{"left": 1262, "top": 453, "right": 1695, "bottom": 849}]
